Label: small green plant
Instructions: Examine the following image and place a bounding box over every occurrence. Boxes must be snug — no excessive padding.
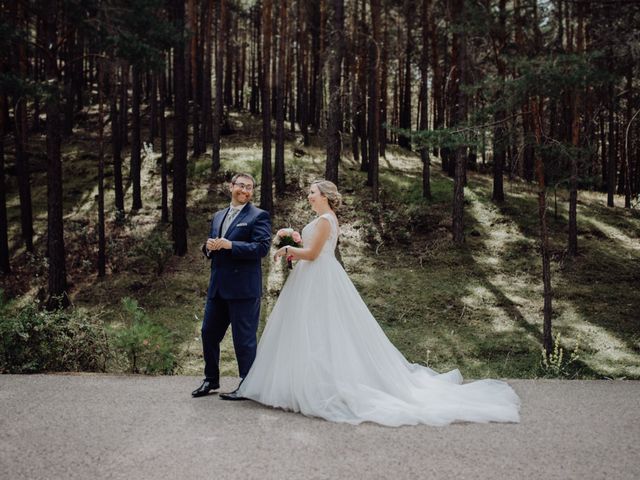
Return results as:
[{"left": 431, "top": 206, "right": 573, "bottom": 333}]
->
[
  {"left": 112, "top": 297, "right": 178, "bottom": 374},
  {"left": 131, "top": 231, "right": 173, "bottom": 275},
  {"left": 0, "top": 291, "right": 109, "bottom": 373},
  {"left": 539, "top": 333, "right": 582, "bottom": 378}
]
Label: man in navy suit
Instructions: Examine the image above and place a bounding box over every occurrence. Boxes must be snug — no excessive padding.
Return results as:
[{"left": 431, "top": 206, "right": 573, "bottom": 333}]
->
[{"left": 192, "top": 173, "right": 271, "bottom": 400}]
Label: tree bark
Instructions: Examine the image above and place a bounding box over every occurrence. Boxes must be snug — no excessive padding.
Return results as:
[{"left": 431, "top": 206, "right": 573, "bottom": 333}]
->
[
  {"left": 491, "top": 0, "right": 507, "bottom": 203},
  {"left": 202, "top": 0, "right": 213, "bottom": 146},
  {"left": 13, "top": 1, "right": 33, "bottom": 252},
  {"left": 131, "top": 63, "right": 143, "bottom": 211},
  {"left": 357, "top": 0, "right": 369, "bottom": 172},
  {"left": 172, "top": 0, "right": 189, "bottom": 256},
  {"left": 368, "top": 0, "right": 381, "bottom": 201},
  {"left": 295, "top": 1, "right": 308, "bottom": 145},
  {"left": 532, "top": 97, "right": 553, "bottom": 356},
  {"left": 429, "top": 0, "right": 443, "bottom": 161},
  {"left": 111, "top": 64, "right": 125, "bottom": 221},
  {"left": 325, "top": 0, "right": 344, "bottom": 186},
  {"left": 192, "top": 0, "right": 204, "bottom": 157},
  {"left": 160, "top": 67, "right": 169, "bottom": 223},
  {"left": 399, "top": 0, "right": 414, "bottom": 150},
  {"left": 97, "top": 61, "right": 106, "bottom": 278},
  {"left": 0, "top": 93, "right": 9, "bottom": 274},
  {"left": 568, "top": 3, "right": 584, "bottom": 256},
  {"left": 224, "top": 7, "right": 234, "bottom": 108},
  {"left": 623, "top": 64, "right": 633, "bottom": 208},
  {"left": 274, "top": 0, "right": 287, "bottom": 196},
  {"left": 260, "top": 0, "right": 274, "bottom": 213},
  {"left": 607, "top": 80, "right": 616, "bottom": 207},
  {"left": 212, "top": 0, "right": 225, "bottom": 173},
  {"left": 150, "top": 74, "right": 158, "bottom": 142},
  {"left": 379, "top": 1, "right": 389, "bottom": 158},
  {"left": 451, "top": 0, "right": 467, "bottom": 245},
  {"left": 44, "top": 0, "right": 69, "bottom": 308},
  {"left": 419, "top": 0, "right": 431, "bottom": 199}
]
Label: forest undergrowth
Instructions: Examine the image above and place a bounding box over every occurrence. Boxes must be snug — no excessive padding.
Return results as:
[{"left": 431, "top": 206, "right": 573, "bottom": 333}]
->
[{"left": 2, "top": 111, "right": 639, "bottom": 379}]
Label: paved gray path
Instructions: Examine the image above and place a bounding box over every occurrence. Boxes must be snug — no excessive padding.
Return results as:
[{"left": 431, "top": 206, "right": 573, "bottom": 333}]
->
[{"left": 0, "top": 375, "right": 638, "bottom": 480}]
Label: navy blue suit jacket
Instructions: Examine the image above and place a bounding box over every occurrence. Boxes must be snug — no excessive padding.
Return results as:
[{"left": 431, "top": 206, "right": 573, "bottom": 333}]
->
[{"left": 204, "top": 203, "right": 271, "bottom": 299}]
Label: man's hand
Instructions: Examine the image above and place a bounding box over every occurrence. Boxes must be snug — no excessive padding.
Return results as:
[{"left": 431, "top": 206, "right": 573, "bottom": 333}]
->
[{"left": 207, "top": 237, "right": 232, "bottom": 251}]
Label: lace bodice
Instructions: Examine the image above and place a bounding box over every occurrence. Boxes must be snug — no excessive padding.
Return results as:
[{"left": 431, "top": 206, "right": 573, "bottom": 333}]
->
[{"left": 301, "top": 213, "right": 339, "bottom": 258}]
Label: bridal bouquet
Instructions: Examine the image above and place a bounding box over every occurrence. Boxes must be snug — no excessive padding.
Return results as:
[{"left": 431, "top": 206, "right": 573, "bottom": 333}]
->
[{"left": 275, "top": 228, "right": 302, "bottom": 269}]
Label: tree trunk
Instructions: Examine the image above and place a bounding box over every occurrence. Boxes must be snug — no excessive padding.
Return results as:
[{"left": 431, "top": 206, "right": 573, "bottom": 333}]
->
[
  {"left": 224, "top": 8, "right": 234, "bottom": 107},
  {"left": 0, "top": 94, "right": 9, "bottom": 274},
  {"left": 568, "top": 3, "right": 583, "bottom": 256},
  {"left": 32, "top": 17, "right": 43, "bottom": 133},
  {"left": 62, "top": 25, "right": 77, "bottom": 137},
  {"left": 212, "top": 0, "right": 225, "bottom": 173},
  {"left": 250, "top": 5, "right": 260, "bottom": 115},
  {"left": 607, "top": 81, "right": 616, "bottom": 207},
  {"left": 532, "top": 97, "right": 553, "bottom": 356},
  {"left": 378, "top": 3, "right": 388, "bottom": 158},
  {"left": 131, "top": 64, "right": 143, "bottom": 211},
  {"left": 97, "top": 61, "right": 106, "bottom": 278},
  {"left": 398, "top": 0, "right": 414, "bottom": 150},
  {"left": 172, "top": 0, "right": 189, "bottom": 256},
  {"left": 111, "top": 64, "right": 125, "bottom": 221},
  {"left": 309, "top": 0, "right": 325, "bottom": 131},
  {"left": 491, "top": 0, "right": 507, "bottom": 203},
  {"left": 192, "top": 0, "right": 204, "bottom": 157},
  {"left": 13, "top": 1, "right": 33, "bottom": 252},
  {"left": 296, "top": 0, "right": 309, "bottom": 146},
  {"left": 325, "top": 0, "right": 344, "bottom": 186},
  {"left": 492, "top": 108, "right": 506, "bottom": 203},
  {"left": 368, "top": 0, "right": 381, "bottom": 201},
  {"left": 623, "top": 65, "right": 633, "bottom": 208},
  {"left": 44, "top": 0, "right": 69, "bottom": 308},
  {"left": 260, "top": 0, "right": 273, "bottom": 213},
  {"left": 14, "top": 97, "right": 33, "bottom": 253},
  {"left": 451, "top": 0, "right": 467, "bottom": 245},
  {"left": 160, "top": 68, "right": 169, "bottom": 223},
  {"left": 429, "top": 0, "right": 442, "bottom": 160},
  {"left": 419, "top": 0, "right": 431, "bottom": 199},
  {"left": 348, "top": 1, "right": 360, "bottom": 164},
  {"left": 202, "top": 0, "right": 213, "bottom": 147},
  {"left": 120, "top": 63, "right": 129, "bottom": 146},
  {"left": 274, "top": 0, "right": 287, "bottom": 196}
]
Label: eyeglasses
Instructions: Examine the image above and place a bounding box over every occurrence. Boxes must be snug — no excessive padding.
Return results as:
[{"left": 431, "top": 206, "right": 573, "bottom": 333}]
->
[{"left": 233, "top": 182, "right": 254, "bottom": 192}]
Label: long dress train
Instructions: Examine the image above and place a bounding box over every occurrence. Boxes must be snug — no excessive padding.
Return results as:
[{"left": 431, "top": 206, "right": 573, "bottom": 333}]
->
[{"left": 238, "top": 213, "right": 521, "bottom": 427}]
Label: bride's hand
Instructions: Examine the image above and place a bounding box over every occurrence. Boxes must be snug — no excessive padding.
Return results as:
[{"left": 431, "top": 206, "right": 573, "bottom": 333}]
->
[{"left": 273, "top": 246, "right": 287, "bottom": 261}]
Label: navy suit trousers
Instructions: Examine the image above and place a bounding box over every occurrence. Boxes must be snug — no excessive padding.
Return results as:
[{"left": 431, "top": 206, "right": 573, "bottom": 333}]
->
[{"left": 201, "top": 295, "right": 261, "bottom": 382}]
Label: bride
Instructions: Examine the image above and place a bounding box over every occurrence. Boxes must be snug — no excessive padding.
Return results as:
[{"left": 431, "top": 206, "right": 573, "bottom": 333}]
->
[{"left": 238, "top": 180, "right": 520, "bottom": 426}]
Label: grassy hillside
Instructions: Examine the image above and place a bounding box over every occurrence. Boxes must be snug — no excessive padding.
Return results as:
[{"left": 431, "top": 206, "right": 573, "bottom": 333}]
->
[{"left": 3, "top": 111, "right": 639, "bottom": 379}]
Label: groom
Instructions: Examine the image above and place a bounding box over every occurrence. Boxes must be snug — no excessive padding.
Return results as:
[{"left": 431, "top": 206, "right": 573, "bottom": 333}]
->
[{"left": 192, "top": 173, "right": 271, "bottom": 400}]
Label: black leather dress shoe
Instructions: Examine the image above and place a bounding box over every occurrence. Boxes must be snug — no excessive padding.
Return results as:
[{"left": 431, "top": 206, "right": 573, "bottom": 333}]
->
[
  {"left": 219, "top": 389, "right": 247, "bottom": 401},
  {"left": 191, "top": 379, "right": 220, "bottom": 397}
]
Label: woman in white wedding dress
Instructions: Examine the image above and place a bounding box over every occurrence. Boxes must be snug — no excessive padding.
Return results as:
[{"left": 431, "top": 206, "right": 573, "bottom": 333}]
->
[{"left": 238, "top": 180, "right": 520, "bottom": 427}]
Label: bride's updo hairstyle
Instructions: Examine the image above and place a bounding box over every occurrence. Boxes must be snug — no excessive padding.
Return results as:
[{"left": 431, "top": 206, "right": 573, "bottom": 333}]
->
[{"left": 312, "top": 179, "right": 342, "bottom": 210}]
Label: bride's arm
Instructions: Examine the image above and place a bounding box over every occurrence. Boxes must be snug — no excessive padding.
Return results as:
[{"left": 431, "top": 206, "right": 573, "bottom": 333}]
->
[{"left": 274, "top": 218, "right": 331, "bottom": 262}]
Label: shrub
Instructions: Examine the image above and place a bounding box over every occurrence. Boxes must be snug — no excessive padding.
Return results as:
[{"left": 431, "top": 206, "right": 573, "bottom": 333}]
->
[
  {"left": 111, "top": 297, "right": 178, "bottom": 374},
  {"left": 0, "top": 291, "right": 109, "bottom": 373},
  {"left": 131, "top": 231, "right": 173, "bottom": 275},
  {"left": 539, "top": 333, "right": 582, "bottom": 378}
]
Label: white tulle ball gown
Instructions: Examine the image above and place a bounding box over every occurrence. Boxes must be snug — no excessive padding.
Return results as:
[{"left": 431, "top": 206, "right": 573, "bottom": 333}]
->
[{"left": 238, "top": 213, "right": 521, "bottom": 426}]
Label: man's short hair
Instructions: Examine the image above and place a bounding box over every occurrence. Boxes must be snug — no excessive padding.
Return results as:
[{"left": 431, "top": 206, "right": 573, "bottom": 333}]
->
[{"left": 231, "top": 173, "right": 256, "bottom": 188}]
